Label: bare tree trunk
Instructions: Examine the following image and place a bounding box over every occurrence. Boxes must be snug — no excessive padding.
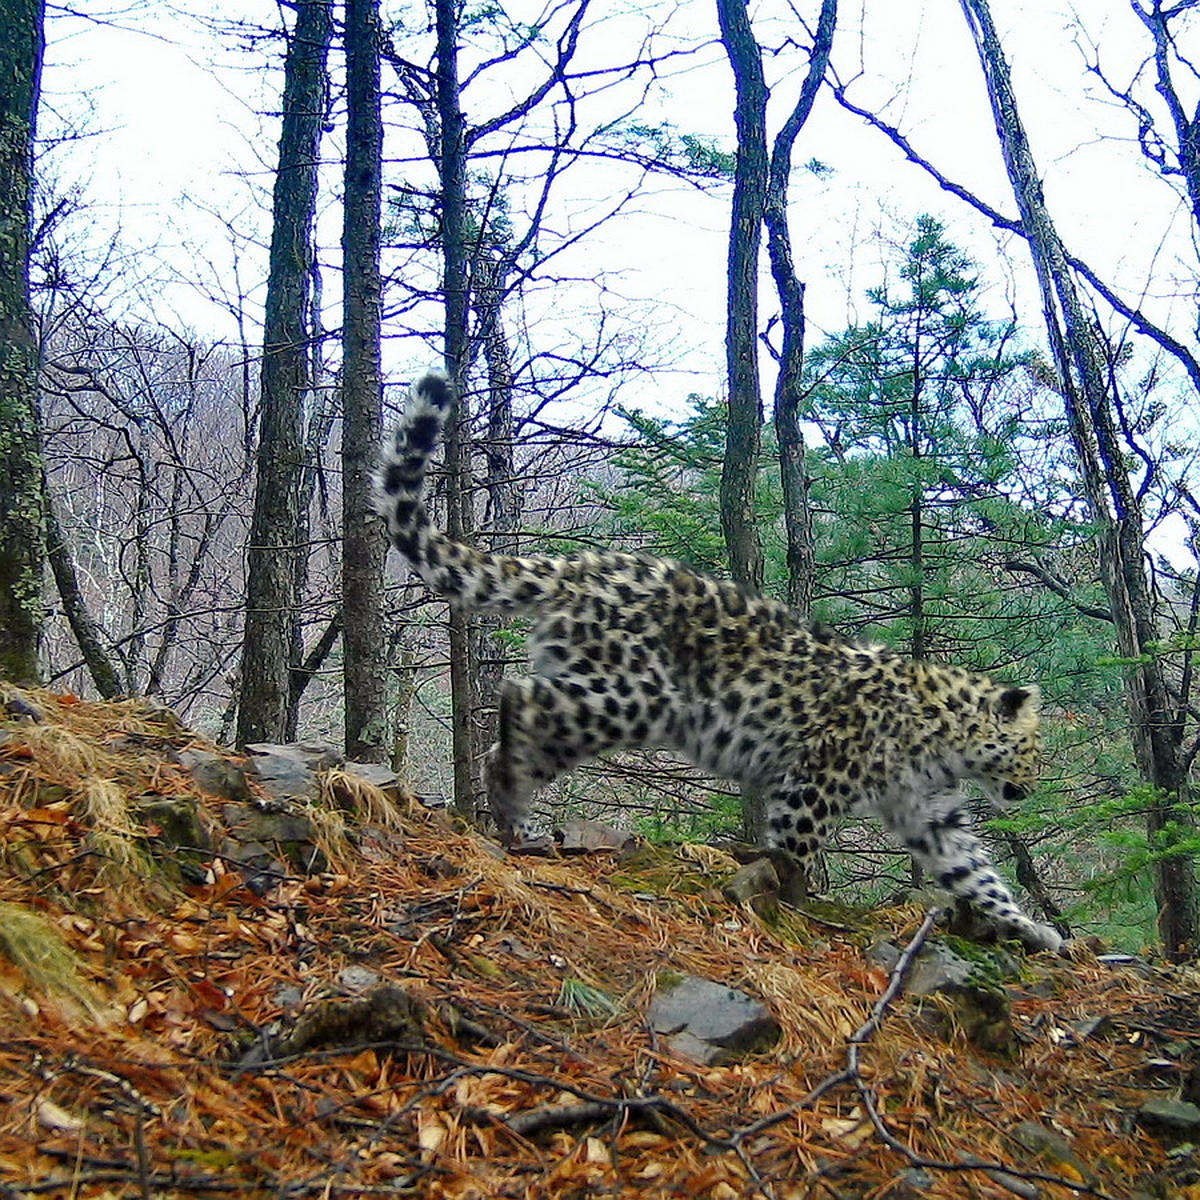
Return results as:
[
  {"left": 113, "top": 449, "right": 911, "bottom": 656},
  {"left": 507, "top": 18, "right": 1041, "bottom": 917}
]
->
[
  {"left": 436, "top": 0, "right": 478, "bottom": 823},
  {"left": 717, "top": 0, "right": 833, "bottom": 842},
  {"left": 908, "top": 316, "right": 926, "bottom": 662},
  {"left": 715, "top": 0, "right": 767, "bottom": 594},
  {"left": 125, "top": 448, "right": 151, "bottom": 691},
  {"left": 1000, "top": 827, "right": 1070, "bottom": 939},
  {"left": 389, "top": 629, "right": 415, "bottom": 774},
  {"left": 961, "top": 0, "right": 1197, "bottom": 958},
  {"left": 0, "top": 0, "right": 45, "bottom": 684},
  {"left": 289, "top": 358, "right": 337, "bottom": 721},
  {"left": 764, "top": 0, "right": 836, "bottom": 618},
  {"left": 472, "top": 250, "right": 521, "bottom": 767},
  {"left": 341, "top": 0, "right": 388, "bottom": 762},
  {"left": 238, "top": 0, "right": 331, "bottom": 746},
  {"left": 43, "top": 489, "right": 122, "bottom": 698},
  {"left": 290, "top": 609, "right": 342, "bottom": 709}
]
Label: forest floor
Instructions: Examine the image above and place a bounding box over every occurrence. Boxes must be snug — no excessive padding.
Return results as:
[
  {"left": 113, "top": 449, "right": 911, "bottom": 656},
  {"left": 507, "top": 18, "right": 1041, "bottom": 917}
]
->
[{"left": 1, "top": 686, "right": 1199, "bottom": 1199}]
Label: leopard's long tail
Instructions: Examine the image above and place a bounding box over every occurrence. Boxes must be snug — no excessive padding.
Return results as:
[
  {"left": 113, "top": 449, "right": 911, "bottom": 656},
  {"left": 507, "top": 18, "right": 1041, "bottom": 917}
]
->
[
  {"left": 374, "top": 369, "right": 454, "bottom": 568},
  {"left": 374, "top": 370, "right": 562, "bottom": 610}
]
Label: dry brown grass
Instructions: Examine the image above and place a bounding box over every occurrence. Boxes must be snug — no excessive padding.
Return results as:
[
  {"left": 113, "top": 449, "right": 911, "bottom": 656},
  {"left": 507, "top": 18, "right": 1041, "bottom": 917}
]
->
[{"left": 0, "top": 685, "right": 1193, "bottom": 1198}]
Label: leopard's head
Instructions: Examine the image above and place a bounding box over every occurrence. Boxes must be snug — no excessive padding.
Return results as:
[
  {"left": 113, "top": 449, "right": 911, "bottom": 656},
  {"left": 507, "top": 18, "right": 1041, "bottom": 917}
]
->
[{"left": 969, "top": 685, "right": 1042, "bottom": 805}]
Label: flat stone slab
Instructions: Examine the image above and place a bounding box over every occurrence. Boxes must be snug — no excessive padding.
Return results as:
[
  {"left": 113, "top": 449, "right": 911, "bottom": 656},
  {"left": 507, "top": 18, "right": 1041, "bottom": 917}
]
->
[
  {"left": 342, "top": 760, "right": 405, "bottom": 798},
  {"left": 647, "top": 975, "right": 780, "bottom": 1066},
  {"left": 243, "top": 742, "right": 342, "bottom": 804},
  {"left": 554, "top": 819, "right": 637, "bottom": 854},
  {"left": 1136, "top": 1096, "right": 1200, "bottom": 1134}
]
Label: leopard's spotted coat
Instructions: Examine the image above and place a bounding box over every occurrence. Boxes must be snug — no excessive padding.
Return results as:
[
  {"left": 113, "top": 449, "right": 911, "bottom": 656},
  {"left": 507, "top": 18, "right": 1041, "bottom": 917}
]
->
[{"left": 375, "top": 371, "right": 1061, "bottom": 953}]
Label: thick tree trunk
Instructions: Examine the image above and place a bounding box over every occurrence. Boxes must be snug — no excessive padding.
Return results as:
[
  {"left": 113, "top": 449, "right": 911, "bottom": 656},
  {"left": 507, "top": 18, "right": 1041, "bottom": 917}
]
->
[
  {"left": 436, "top": 0, "right": 478, "bottom": 823},
  {"left": 0, "top": 0, "right": 46, "bottom": 684},
  {"left": 715, "top": 0, "right": 767, "bottom": 594},
  {"left": 237, "top": 0, "right": 331, "bottom": 746},
  {"left": 961, "top": 0, "right": 1197, "bottom": 958},
  {"left": 341, "top": 0, "right": 388, "bottom": 762}
]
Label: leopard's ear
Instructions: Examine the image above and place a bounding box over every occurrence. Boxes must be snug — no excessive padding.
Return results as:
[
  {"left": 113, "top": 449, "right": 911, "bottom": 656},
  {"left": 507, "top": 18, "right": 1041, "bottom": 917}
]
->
[{"left": 997, "top": 685, "right": 1040, "bottom": 721}]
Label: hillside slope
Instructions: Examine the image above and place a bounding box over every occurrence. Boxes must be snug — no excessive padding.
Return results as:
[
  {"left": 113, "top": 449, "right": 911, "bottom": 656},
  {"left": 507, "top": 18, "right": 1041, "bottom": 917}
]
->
[{"left": 1, "top": 686, "right": 1198, "bottom": 1198}]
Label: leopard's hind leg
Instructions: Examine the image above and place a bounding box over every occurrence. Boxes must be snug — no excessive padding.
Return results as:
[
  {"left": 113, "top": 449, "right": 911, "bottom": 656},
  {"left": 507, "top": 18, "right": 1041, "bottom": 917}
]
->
[
  {"left": 484, "top": 674, "right": 645, "bottom": 843},
  {"left": 761, "top": 771, "right": 837, "bottom": 905}
]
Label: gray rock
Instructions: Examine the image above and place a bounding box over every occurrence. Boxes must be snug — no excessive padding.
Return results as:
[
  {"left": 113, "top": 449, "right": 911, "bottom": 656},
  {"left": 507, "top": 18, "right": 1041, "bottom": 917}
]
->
[
  {"left": 1136, "top": 1096, "right": 1200, "bottom": 1134},
  {"left": 222, "top": 802, "right": 318, "bottom": 847},
  {"left": 865, "top": 940, "right": 902, "bottom": 972},
  {"left": 555, "top": 819, "right": 637, "bottom": 854},
  {"left": 136, "top": 795, "right": 214, "bottom": 852},
  {"left": 244, "top": 742, "right": 342, "bottom": 804},
  {"left": 342, "top": 760, "right": 406, "bottom": 800},
  {"left": 901, "top": 940, "right": 1018, "bottom": 1055},
  {"left": 722, "top": 857, "right": 780, "bottom": 905},
  {"left": 339, "top": 966, "right": 381, "bottom": 993},
  {"left": 905, "top": 941, "right": 981, "bottom": 996},
  {"left": 648, "top": 975, "right": 780, "bottom": 1066},
  {"left": 245, "top": 741, "right": 344, "bottom": 771},
  {"left": 273, "top": 985, "right": 305, "bottom": 1011},
  {"left": 178, "top": 748, "right": 254, "bottom": 803},
  {"left": 219, "top": 798, "right": 326, "bottom": 877},
  {"left": 1008, "top": 1119, "right": 1094, "bottom": 1183},
  {"left": 4, "top": 693, "right": 43, "bottom": 721}
]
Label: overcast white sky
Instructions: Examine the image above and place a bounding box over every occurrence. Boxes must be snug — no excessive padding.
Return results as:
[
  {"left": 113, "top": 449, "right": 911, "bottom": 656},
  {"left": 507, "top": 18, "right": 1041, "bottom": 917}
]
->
[
  {"left": 37, "top": 0, "right": 1190, "bottom": 343},
  {"left": 37, "top": 0, "right": 1199, "bottom": 431}
]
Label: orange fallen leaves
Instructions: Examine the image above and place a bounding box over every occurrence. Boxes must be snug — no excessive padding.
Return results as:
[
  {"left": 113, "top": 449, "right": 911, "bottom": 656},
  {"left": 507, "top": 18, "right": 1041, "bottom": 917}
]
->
[{"left": 0, "top": 689, "right": 1195, "bottom": 1198}]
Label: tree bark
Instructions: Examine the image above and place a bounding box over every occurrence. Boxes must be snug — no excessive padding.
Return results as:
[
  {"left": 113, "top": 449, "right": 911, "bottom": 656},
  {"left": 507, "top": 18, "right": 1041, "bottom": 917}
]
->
[
  {"left": 908, "top": 307, "right": 926, "bottom": 661},
  {"left": 237, "top": 0, "right": 331, "bottom": 746},
  {"left": 0, "top": 0, "right": 46, "bottom": 684},
  {"left": 389, "top": 629, "right": 415, "bottom": 773},
  {"left": 961, "top": 0, "right": 1197, "bottom": 958},
  {"left": 764, "top": 0, "right": 836, "bottom": 618},
  {"left": 472, "top": 250, "right": 521, "bottom": 768},
  {"left": 43, "top": 489, "right": 122, "bottom": 698},
  {"left": 436, "top": 0, "right": 478, "bottom": 823},
  {"left": 715, "top": 0, "right": 767, "bottom": 593},
  {"left": 341, "top": 0, "right": 388, "bottom": 762},
  {"left": 717, "top": 0, "right": 834, "bottom": 841}
]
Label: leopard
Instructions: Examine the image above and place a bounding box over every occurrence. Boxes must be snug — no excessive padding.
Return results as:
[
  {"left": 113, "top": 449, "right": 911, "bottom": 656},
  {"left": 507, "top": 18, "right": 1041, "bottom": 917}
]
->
[{"left": 374, "top": 370, "right": 1063, "bottom": 954}]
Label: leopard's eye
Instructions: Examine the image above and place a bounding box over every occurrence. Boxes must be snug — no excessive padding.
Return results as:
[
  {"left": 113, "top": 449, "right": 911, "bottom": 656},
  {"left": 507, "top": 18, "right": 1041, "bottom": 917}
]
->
[{"left": 1002, "top": 782, "right": 1027, "bottom": 802}]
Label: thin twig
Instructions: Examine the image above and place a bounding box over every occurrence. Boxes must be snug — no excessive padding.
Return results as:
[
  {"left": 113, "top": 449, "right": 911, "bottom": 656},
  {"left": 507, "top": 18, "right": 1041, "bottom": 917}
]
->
[
  {"left": 132, "top": 1108, "right": 151, "bottom": 1200},
  {"left": 832, "top": 908, "right": 1116, "bottom": 1200}
]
